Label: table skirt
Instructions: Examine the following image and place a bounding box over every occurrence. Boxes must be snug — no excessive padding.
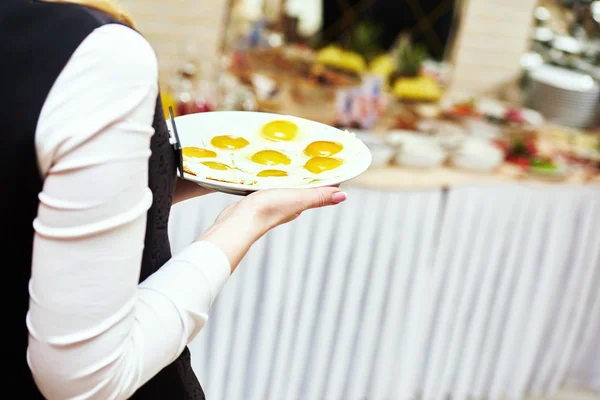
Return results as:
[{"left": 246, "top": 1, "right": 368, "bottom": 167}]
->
[{"left": 169, "top": 185, "right": 600, "bottom": 400}]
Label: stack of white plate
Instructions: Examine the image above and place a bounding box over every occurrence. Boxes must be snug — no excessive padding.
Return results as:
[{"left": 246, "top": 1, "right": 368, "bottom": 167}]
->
[{"left": 526, "top": 64, "right": 600, "bottom": 129}]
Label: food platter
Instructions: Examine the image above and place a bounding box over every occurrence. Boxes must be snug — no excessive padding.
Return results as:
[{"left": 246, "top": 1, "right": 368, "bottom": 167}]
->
[{"left": 168, "top": 111, "right": 372, "bottom": 195}]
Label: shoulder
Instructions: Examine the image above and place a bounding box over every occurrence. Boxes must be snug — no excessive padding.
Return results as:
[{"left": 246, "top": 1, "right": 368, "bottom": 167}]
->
[
  {"left": 36, "top": 24, "right": 159, "bottom": 175},
  {"left": 71, "top": 24, "right": 158, "bottom": 83}
]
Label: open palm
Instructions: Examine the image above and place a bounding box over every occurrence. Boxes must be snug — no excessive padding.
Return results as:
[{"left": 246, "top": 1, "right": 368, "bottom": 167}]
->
[{"left": 199, "top": 187, "right": 346, "bottom": 272}]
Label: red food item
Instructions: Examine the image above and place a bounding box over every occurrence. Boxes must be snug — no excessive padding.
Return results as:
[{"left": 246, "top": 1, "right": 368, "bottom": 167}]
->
[
  {"left": 177, "top": 100, "right": 196, "bottom": 116},
  {"left": 516, "top": 157, "right": 531, "bottom": 168},
  {"left": 452, "top": 103, "right": 476, "bottom": 117},
  {"left": 394, "top": 118, "right": 418, "bottom": 131},
  {"left": 507, "top": 155, "right": 531, "bottom": 168},
  {"left": 195, "top": 99, "right": 215, "bottom": 113},
  {"left": 504, "top": 107, "right": 526, "bottom": 124},
  {"left": 524, "top": 140, "right": 537, "bottom": 156}
]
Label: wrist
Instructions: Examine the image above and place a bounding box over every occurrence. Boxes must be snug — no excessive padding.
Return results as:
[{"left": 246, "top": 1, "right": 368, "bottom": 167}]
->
[
  {"left": 234, "top": 202, "right": 271, "bottom": 239},
  {"left": 196, "top": 211, "right": 264, "bottom": 272}
]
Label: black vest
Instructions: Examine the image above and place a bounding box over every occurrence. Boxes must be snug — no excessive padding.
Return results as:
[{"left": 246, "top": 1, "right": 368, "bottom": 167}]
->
[{"left": 0, "top": 1, "right": 204, "bottom": 398}]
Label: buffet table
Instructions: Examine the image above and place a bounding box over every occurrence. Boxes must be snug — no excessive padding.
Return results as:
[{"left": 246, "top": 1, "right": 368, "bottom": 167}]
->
[{"left": 169, "top": 180, "right": 600, "bottom": 400}]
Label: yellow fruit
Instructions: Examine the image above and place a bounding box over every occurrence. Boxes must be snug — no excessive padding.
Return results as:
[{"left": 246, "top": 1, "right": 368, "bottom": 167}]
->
[
  {"left": 316, "top": 46, "right": 366, "bottom": 75},
  {"left": 369, "top": 54, "right": 396, "bottom": 80},
  {"left": 392, "top": 76, "right": 443, "bottom": 102}
]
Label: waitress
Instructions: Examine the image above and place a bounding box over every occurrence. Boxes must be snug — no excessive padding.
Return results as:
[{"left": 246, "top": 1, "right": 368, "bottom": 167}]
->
[{"left": 1, "top": 0, "right": 347, "bottom": 399}]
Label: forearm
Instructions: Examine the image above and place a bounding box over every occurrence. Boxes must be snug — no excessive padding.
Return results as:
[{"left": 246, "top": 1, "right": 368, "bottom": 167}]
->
[{"left": 29, "top": 234, "right": 230, "bottom": 400}]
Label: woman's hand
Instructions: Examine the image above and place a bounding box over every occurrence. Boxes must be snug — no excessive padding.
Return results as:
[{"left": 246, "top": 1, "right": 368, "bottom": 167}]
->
[
  {"left": 197, "top": 187, "right": 347, "bottom": 272},
  {"left": 173, "top": 178, "right": 214, "bottom": 204}
]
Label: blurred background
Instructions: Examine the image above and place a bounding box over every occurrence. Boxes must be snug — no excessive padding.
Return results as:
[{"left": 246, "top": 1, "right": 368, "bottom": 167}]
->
[
  {"left": 121, "top": 0, "right": 600, "bottom": 399},
  {"left": 122, "top": 0, "right": 600, "bottom": 181}
]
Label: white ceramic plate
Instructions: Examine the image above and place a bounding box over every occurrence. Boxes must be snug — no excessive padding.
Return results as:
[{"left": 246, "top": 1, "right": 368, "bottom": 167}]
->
[{"left": 168, "top": 111, "right": 372, "bottom": 196}]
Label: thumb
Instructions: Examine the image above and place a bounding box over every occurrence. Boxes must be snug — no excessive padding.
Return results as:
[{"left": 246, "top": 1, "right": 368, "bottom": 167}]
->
[{"left": 296, "top": 187, "right": 347, "bottom": 212}]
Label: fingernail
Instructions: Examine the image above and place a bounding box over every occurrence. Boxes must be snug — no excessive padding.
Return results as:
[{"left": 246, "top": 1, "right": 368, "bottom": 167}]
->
[{"left": 332, "top": 191, "right": 347, "bottom": 204}]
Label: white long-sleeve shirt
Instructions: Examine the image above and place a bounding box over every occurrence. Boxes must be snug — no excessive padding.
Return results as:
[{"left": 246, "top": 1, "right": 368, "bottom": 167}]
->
[{"left": 26, "top": 24, "right": 231, "bottom": 400}]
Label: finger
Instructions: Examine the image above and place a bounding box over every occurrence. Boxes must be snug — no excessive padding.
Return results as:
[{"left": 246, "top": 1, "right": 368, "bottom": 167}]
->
[{"left": 295, "top": 187, "right": 347, "bottom": 211}]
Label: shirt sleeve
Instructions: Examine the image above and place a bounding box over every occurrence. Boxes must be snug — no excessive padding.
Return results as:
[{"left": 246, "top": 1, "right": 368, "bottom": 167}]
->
[{"left": 27, "top": 24, "right": 230, "bottom": 400}]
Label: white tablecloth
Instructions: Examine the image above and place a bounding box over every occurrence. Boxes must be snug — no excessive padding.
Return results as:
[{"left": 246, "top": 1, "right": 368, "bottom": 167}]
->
[{"left": 169, "top": 185, "right": 600, "bottom": 400}]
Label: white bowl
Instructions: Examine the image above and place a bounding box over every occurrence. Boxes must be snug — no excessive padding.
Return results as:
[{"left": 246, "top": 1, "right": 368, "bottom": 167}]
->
[
  {"left": 385, "top": 130, "right": 424, "bottom": 146},
  {"left": 354, "top": 132, "right": 395, "bottom": 167},
  {"left": 386, "top": 132, "right": 447, "bottom": 168},
  {"left": 368, "top": 147, "right": 395, "bottom": 168},
  {"left": 414, "top": 120, "right": 469, "bottom": 150},
  {"left": 451, "top": 139, "right": 504, "bottom": 172},
  {"left": 464, "top": 118, "right": 502, "bottom": 140},
  {"left": 396, "top": 150, "right": 446, "bottom": 168}
]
